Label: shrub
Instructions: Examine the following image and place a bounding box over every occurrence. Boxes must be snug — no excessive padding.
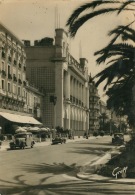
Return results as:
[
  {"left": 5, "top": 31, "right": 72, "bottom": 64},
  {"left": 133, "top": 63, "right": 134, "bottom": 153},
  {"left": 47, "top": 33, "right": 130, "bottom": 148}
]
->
[
  {"left": 93, "top": 131, "right": 98, "bottom": 137},
  {"left": 100, "top": 130, "right": 105, "bottom": 136}
]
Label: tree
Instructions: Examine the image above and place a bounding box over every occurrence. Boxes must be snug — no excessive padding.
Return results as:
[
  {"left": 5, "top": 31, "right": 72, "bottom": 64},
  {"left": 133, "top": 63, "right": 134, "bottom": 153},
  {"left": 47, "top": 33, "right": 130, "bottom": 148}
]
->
[
  {"left": 66, "top": 0, "right": 135, "bottom": 37},
  {"left": 94, "top": 25, "right": 135, "bottom": 128},
  {"left": 99, "top": 112, "right": 108, "bottom": 131},
  {"left": 67, "top": 1, "right": 135, "bottom": 128}
]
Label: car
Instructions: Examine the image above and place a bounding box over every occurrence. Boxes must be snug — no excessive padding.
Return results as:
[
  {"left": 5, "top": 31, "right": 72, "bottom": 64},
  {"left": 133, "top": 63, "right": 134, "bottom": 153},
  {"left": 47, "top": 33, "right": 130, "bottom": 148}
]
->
[
  {"left": 52, "top": 137, "right": 66, "bottom": 145},
  {"left": 9, "top": 132, "right": 35, "bottom": 149},
  {"left": 112, "top": 133, "right": 124, "bottom": 145}
]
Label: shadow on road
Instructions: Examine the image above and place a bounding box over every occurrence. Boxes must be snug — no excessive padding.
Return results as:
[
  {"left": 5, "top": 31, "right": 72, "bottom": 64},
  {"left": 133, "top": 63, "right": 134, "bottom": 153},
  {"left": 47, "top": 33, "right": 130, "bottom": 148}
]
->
[
  {"left": 21, "top": 162, "right": 80, "bottom": 176},
  {"left": 0, "top": 175, "right": 134, "bottom": 195},
  {"left": 67, "top": 146, "right": 112, "bottom": 155}
]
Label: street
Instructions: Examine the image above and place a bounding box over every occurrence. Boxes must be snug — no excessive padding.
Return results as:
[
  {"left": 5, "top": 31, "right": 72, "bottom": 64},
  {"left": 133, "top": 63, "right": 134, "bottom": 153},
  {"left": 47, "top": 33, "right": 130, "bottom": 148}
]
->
[{"left": 0, "top": 135, "right": 135, "bottom": 195}]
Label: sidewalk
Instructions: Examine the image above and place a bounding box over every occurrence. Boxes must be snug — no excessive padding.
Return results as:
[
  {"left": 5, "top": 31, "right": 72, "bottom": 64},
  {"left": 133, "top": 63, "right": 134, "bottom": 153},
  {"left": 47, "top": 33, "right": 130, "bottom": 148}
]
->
[{"left": 77, "top": 145, "right": 135, "bottom": 184}]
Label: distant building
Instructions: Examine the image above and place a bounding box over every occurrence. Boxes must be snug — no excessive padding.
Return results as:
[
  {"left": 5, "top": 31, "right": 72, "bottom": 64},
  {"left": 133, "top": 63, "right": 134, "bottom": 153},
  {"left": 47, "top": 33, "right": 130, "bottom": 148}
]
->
[
  {"left": 0, "top": 23, "right": 43, "bottom": 134},
  {"left": 89, "top": 77, "right": 100, "bottom": 133},
  {"left": 24, "top": 29, "right": 89, "bottom": 136}
]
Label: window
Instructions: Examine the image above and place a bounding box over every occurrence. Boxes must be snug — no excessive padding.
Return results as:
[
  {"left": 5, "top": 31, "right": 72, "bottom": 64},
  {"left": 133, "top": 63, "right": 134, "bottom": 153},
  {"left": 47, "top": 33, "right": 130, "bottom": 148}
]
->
[
  {"left": 23, "top": 89, "right": 25, "bottom": 97},
  {"left": 13, "top": 84, "right": 16, "bottom": 94},
  {"left": 18, "top": 73, "right": 21, "bottom": 79},
  {"left": 2, "top": 61, "right": 5, "bottom": 70},
  {"left": 2, "top": 80, "right": 5, "bottom": 90},
  {"left": 18, "top": 87, "right": 21, "bottom": 96},
  {"left": 8, "top": 65, "right": 11, "bottom": 74},
  {"left": 8, "top": 82, "right": 11, "bottom": 92}
]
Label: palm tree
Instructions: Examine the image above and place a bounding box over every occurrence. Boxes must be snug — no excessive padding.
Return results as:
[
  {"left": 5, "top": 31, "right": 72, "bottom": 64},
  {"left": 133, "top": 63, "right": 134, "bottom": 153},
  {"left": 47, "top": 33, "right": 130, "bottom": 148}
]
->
[
  {"left": 94, "top": 25, "right": 135, "bottom": 128},
  {"left": 66, "top": 0, "right": 135, "bottom": 37},
  {"left": 93, "top": 25, "right": 135, "bottom": 88},
  {"left": 67, "top": 1, "right": 135, "bottom": 128}
]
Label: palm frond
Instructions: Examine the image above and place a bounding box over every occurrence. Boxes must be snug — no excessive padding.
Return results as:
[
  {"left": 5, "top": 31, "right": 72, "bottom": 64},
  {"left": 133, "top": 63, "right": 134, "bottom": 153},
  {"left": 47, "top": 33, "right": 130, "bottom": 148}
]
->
[
  {"left": 94, "top": 57, "right": 134, "bottom": 89},
  {"left": 95, "top": 43, "right": 135, "bottom": 64},
  {"left": 66, "top": 0, "right": 118, "bottom": 26},
  {"left": 117, "top": 0, "right": 135, "bottom": 14},
  {"left": 68, "top": 7, "right": 133, "bottom": 37}
]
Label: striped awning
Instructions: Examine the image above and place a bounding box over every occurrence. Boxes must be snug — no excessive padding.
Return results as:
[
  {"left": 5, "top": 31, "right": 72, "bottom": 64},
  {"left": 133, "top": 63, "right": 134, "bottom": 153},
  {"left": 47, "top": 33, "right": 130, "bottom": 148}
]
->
[{"left": 0, "top": 112, "right": 42, "bottom": 125}]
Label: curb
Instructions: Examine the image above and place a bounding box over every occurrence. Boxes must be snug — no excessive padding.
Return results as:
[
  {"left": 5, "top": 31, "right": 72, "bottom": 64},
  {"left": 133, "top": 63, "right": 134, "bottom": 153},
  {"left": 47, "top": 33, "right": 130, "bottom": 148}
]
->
[
  {"left": 77, "top": 173, "right": 135, "bottom": 184},
  {"left": 0, "top": 136, "right": 97, "bottom": 151}
]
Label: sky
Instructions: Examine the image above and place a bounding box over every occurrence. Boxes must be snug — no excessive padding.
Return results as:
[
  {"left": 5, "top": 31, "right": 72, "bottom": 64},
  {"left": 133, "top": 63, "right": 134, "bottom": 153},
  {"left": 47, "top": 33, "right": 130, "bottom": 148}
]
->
[{"left": 0, "top": 0, "right": 133, "bottom": 101}]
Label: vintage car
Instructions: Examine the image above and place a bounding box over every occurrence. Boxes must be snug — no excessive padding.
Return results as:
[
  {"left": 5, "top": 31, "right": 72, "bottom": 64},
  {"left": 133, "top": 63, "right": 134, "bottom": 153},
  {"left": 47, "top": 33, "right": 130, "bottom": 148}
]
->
[
  {"left": 9, "top": 132, "right": 35, "bottom": 149},
  {"left": 112, "top": 133, "right": 124, "bottom": 145},
  {"left": 52, "top": 137, "right": 66, "bottom": 145}
]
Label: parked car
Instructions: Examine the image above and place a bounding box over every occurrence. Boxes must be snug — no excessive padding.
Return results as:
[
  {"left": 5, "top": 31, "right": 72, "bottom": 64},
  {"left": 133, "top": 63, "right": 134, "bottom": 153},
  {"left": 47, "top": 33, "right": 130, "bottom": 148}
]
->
[
  {"left": 9, "top": 132, "right": 35, "bottom": 149},
  {"left": 112, "top": 133, "right": 124, "bottom": 145},
  {"left": 52, "top": 137, "right": 66, "bottom": 145}
]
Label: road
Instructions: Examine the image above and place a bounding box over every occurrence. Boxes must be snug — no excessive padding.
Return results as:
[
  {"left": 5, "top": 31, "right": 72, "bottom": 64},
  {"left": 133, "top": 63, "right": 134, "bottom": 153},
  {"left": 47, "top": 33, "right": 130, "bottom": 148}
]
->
[{"left": 0, "top": 135, "right": 135, "bottom": 195}]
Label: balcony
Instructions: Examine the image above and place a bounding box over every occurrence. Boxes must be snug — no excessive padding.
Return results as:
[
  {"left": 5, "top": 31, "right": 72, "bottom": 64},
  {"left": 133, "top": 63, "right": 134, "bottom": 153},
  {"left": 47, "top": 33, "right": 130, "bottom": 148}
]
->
[
  {"left": 18, "top": 63, "right": 22, "bottom": 69},
  {"left": 7, "top": 91, "right": 12, "bottom": 98},
  {"left": 23, "top": 81, "right": 26, "bottom": 86},
  {"left": 13, "top": 76, "right": 17, "bottom": 82},
  {"left": 18, "top": 96, "right": 22, "bottom": 101},
  {"left": 1, "top": 70, "right": 6, "bottom": 77},
  {"left": 2, "top": 51, "right": 6, "bottom": 59},
  {"left": 8, "top": 74, "right": 12, "bottom": 80},
  {"left": 18, "top": 79, "right": 22, "bottom": 85},
  {"left": 0, "top": 89, "right": 6, "bottom": 96},
  {"left": 22, "top": 97, "right": 26, "bottom": 103},
  {"left": 13, "top": 60, "right": 17, "bottom": 66},
  {"left": 8, "top": 56, "right": 12, "bottom": 63},
  {"left": 63, "top": 98, "right": 71, "bottom": 104},
  {"left": 13, "top": 94, "right": 17, "bottom": 99}
]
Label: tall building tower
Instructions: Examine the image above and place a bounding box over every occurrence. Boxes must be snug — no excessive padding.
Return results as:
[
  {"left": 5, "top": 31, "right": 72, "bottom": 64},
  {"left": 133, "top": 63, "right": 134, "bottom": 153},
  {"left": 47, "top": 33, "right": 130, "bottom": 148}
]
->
[{"left": 24, "top": 28, "right": 89, "bottom": 136}]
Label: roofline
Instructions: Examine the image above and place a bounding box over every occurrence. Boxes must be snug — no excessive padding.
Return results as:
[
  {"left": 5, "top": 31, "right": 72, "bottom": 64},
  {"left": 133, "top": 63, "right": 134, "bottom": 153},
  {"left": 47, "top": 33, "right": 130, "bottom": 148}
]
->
[{"left": 0, "top": 22, "right": 24, "bottom": 47}]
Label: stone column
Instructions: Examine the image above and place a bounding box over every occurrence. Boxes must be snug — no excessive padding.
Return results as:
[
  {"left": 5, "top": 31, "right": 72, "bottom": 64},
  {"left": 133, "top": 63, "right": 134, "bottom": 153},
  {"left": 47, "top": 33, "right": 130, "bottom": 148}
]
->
[
  {"left": 66, "top": 72, "right": 70, "bottom": 99},
  {"left": 55, "top": 62, "right": 63, "bottom": 127}
]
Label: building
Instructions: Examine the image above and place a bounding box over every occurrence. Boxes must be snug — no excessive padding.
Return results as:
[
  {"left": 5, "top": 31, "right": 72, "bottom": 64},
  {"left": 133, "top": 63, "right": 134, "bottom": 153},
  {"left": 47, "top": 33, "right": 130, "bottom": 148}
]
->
[
  {"left": 24, "top": 29, "right": 89, "bottom": 136},
  {"left": 25, "top": 82, "right": 44, "bottom": 122},
  {"left": 89, "top": 77, "right": 100, "bottom": 133},
  {"left": 0, "top": 23, "right": 43, "bottom": 134}
]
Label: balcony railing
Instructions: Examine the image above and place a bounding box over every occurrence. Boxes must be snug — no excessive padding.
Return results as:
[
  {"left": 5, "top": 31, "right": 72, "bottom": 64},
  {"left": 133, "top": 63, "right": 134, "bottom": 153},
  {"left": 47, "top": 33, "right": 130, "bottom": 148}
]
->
[
  {"left": 8, "top": 56, "right": 12, "bottom": 63},
  {"left": 7, "top": 91, "right": 12, "bottom": 98},
  {"left": 18, "top": 63, "right": 22, "bottom": 68},
  {"left": 2, "top": 52, "right": 6, "bottom": 59},
  {"left": 14, "top": 60, "right": 17, "bottom": 66},
  {"left": 0, "top": 89, "right": 6, "bottom": 96},
  {"left": 1, "top": 70, "right": 6, "bottom": 77},
  {"left": 13, "top": 94, "right": 17, "bottom": 99},
  {"left": 23, "top": 81, "right": 26, "bottom": 86},
  {"left": 18, "top": 79, "right": 22, "bottom": 84},
  {"left": 13, "top": 76, "right": 17, "bottom": 82}
]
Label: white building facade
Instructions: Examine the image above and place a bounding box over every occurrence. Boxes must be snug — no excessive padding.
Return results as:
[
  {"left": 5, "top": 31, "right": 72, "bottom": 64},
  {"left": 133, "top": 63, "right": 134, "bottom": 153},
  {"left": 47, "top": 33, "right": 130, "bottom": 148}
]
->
[{"left": 25, "top": 29, "right": 89, "bottom": 136}]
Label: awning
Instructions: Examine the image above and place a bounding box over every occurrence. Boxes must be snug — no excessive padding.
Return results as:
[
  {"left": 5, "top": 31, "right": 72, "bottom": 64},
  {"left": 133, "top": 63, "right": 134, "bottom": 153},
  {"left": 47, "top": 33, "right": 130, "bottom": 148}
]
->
[{"left": 0, "top": 112, "right": 42, "bottom": 125}]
